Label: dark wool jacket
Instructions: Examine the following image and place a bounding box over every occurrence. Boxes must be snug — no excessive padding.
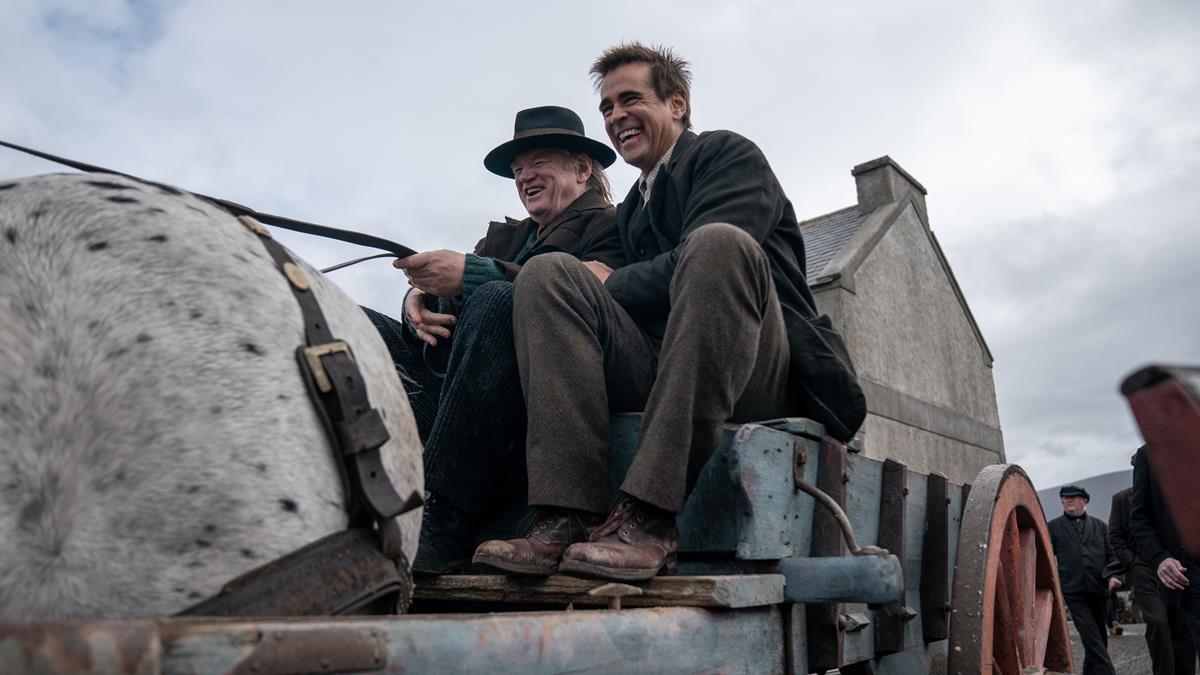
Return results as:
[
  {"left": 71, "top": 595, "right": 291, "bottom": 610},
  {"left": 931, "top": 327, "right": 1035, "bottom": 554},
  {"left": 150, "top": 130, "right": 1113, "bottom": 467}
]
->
[
  {"left": 604, "top": 130, "right": 866, "bottom": 442},
  {"left": 1130, "top": 447, "right": 1192, "bottom": 603},
  {"left": 477, "top": 188, "right": 623, "bottom": 279},
  {"left": 430, "top": 189, "right": 621, "bottom": 319},
  {"left": 1048, "top": 512, "right": 1115, "bottom": 596}
]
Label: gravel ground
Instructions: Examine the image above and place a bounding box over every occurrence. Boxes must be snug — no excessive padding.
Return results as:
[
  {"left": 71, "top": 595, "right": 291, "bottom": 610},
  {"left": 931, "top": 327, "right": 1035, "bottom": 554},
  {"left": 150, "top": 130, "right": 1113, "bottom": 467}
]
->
[{"left": 1069, "top": 621, "right": 1154, "bottom": 675}]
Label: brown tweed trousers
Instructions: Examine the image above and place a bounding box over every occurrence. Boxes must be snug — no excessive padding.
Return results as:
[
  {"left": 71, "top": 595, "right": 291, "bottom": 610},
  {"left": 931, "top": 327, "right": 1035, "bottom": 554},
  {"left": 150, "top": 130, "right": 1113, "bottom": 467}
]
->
[{"left": 513, "top": 223, "right": 791, "bottom": 514}]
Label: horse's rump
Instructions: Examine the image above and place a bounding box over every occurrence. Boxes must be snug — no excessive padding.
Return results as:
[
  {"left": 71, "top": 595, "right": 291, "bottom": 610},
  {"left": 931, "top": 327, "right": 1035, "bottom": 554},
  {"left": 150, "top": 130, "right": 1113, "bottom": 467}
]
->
[{"left": 0, "top": 173, "right": 422, "bottom": 619}]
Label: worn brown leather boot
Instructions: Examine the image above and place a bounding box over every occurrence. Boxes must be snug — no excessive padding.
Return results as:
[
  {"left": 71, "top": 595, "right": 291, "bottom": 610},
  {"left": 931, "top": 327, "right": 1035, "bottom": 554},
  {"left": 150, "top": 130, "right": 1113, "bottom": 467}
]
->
[
  {"left": 558, "top": 493, "right": 679, "bottom": 581},
  {"left": 472, "top": 508, "right": 601, "bottom": 576}
]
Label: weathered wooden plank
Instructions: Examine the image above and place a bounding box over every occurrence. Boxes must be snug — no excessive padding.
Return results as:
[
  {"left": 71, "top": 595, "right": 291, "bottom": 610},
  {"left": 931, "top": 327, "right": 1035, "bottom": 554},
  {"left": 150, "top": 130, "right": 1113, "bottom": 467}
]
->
[
  {"left": 841, "top": 452, "right": 884, "bottom": 668},
  {"left": 901, "top": 470, "right": 929, "bottom": 652},
  {"left": 875, "top": 459, "right": 909, "bottom": 655},
  {"left": 806, "top": 437, "right": 848, "bottom": 672},
  {"left": 783, "top": 603, "right": 808, "bottom": 675},
  {"left": 158, "top": 607, "right": 786, "bottom": 675},
  {"left": 413, "top": 574, "right": 785, "bottom": 609},
  {"left": 920, "top": 472, "right": 950, "bottom": 642}
]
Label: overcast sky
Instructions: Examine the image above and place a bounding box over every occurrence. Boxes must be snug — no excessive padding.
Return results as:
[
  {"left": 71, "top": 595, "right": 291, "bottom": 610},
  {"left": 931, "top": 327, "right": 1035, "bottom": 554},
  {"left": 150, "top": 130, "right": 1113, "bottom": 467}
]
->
[{"left": 3, "top": 0, "right": 1197, "bottom": 491}]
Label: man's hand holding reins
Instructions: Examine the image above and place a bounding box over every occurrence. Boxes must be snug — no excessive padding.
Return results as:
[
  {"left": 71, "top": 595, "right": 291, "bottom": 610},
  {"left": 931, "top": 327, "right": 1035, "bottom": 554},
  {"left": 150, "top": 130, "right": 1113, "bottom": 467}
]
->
[
  {"left": 395, "top": 250, "right": 466, "bottom": 297},
  {"left": 404, "top": 289, "right": 456, "bottom": 347}
]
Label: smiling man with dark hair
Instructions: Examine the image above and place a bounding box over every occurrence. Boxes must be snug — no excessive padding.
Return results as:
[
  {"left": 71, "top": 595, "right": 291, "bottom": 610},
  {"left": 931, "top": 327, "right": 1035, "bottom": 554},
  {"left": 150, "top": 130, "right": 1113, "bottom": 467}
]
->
[{"left": 473, "top": 43, "right": 865, "bottom": 581}]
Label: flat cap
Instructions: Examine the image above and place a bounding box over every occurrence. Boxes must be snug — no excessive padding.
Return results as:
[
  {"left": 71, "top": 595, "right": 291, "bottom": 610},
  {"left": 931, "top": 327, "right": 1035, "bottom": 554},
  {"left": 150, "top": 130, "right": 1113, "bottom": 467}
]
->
[{"left": 1059, "top": 485, "right": 1089, "bottom": 499}]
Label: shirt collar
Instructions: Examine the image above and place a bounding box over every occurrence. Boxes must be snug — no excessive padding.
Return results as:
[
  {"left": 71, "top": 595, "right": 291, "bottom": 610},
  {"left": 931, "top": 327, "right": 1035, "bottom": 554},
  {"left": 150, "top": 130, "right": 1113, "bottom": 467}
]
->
[{"left": 638, "top": 142, "right": 676, "bottom": 205}]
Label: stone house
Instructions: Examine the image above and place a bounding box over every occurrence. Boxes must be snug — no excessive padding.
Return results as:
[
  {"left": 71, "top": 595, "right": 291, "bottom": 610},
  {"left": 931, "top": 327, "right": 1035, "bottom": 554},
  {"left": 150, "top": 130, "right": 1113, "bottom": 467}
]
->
[{"left": 801, "top": 157, "right": 1003, "bottom": 485}]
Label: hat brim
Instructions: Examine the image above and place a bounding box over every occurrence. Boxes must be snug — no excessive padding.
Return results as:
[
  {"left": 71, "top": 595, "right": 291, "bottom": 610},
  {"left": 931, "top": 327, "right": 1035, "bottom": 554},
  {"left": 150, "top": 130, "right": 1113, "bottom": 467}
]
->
[{"left": 484, "top": 132, "right": 617, "bottom": 179}]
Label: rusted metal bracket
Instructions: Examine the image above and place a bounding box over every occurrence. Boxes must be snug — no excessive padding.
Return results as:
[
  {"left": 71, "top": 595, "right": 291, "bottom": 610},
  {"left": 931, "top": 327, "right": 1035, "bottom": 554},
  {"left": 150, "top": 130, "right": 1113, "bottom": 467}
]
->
[
  {"left": 232, "top": 626, "right": 387, "bottom": 674},
  {"left": 793, "top": 447, "right": 887, "bottom": 558}
]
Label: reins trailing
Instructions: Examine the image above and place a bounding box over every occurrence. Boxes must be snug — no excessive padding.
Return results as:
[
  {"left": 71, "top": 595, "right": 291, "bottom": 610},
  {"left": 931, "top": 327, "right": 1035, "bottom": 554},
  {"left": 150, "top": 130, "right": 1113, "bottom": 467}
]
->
[{"left": 0, "top": 139, "right": 417, "bottom": 269}]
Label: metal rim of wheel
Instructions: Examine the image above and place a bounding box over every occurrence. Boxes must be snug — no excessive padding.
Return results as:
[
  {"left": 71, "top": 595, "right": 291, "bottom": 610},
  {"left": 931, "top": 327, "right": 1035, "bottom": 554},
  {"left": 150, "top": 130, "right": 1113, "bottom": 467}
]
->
[{"left": 947, "top": 464, "right": 1075, "bottom": 675}]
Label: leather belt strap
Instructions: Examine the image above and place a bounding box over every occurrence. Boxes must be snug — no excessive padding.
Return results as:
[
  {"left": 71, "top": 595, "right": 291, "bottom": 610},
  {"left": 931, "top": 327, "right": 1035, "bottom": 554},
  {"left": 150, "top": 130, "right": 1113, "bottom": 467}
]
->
[{"left": 245, "top": 217, "right": 421, "bottom": 528}]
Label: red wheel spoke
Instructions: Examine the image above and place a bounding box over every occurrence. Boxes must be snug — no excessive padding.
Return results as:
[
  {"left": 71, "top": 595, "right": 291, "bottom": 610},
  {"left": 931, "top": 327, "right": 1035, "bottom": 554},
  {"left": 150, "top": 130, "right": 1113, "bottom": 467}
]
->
[
  {"left": 1032, "top": 588, "right": 1053, "bottom": 665},
  {"left": 993, "top": 558, "right": 1021, "bottom": 673},
  {"left": 1000, "top": 512, "right": 1026, "bottom": 667},
  {"left": 1020, "top": 526, "right": 1037, "bottom": 662}
]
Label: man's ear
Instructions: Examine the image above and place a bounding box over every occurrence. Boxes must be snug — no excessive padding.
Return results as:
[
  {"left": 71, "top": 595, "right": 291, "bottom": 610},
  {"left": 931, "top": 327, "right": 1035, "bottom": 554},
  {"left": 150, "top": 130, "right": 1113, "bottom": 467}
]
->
[
  {"left": 669, "top": 91, "right": 687, "bottom": 122},
  {"left": 576, "top": 154, "right": 593, "bottom": 183}
]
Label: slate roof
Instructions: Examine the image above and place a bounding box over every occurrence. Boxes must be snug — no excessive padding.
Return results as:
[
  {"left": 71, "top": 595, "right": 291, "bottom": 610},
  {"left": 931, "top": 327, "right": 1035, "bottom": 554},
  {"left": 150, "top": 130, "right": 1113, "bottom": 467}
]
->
[{"left": 799, "top": 205, "right": 867, "bottom": 282}]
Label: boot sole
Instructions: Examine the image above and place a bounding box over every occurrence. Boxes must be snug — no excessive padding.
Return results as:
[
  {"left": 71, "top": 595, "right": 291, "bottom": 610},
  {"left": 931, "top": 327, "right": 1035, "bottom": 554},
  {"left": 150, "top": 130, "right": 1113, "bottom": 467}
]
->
[
  {"left": 559, "top": 555, "right": 677, "bottom": 582},
  {"left": 471, "top": 552, "right": 558, "bottom": 577}
]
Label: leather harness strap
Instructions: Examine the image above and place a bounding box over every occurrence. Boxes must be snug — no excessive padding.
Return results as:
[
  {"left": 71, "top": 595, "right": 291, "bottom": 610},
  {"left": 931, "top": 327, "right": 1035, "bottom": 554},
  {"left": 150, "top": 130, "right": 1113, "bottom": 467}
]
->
[{"left": 243, "top": 215, "right": 422, "bottom": 532}]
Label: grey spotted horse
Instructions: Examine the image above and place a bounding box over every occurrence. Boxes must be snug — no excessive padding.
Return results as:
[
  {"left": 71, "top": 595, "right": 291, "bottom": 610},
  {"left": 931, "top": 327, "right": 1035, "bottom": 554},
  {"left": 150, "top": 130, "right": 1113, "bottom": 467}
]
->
[{"left": 0, "top": 173, "right": 423, "bottom": 619}]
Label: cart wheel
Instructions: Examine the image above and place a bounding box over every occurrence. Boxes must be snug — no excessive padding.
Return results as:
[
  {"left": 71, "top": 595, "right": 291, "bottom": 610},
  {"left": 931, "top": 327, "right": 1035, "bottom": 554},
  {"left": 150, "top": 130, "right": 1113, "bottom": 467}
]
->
[{"left": 948, "top": 464, "right": 1074, "bottom": 675}]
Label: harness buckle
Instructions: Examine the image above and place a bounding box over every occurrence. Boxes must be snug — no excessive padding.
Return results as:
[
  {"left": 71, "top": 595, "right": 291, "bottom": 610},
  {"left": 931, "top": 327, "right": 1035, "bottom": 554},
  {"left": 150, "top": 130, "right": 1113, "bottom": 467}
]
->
[{"left": 304, "top": 341, "right": 352, "bottom": 393}]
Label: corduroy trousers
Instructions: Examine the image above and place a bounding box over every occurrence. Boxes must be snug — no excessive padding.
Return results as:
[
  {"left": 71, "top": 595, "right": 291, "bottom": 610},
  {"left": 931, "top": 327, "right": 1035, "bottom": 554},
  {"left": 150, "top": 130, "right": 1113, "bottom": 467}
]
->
[{"left": 363, "top": 280, "right": 525, "bottom": 515}]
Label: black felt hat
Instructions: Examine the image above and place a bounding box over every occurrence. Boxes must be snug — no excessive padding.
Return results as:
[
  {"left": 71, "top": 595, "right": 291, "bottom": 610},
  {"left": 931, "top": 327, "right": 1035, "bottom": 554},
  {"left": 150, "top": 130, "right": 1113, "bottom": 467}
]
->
[
  {"left": 484, "top": 106, "right": 616, "bottom": 179},
  {"left": 1059, "top": 485, "right": 1089, "bottom": 500}
]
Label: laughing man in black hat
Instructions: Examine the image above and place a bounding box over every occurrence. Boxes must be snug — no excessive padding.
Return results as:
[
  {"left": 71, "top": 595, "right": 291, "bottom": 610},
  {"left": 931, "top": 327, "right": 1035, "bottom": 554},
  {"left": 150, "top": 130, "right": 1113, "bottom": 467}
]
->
[
  {"left": 365, "top": 105, "right": 623, "bottom": 575},
  {"left": 1048, "top": 484, "right": 1121, "bottom": 675}
]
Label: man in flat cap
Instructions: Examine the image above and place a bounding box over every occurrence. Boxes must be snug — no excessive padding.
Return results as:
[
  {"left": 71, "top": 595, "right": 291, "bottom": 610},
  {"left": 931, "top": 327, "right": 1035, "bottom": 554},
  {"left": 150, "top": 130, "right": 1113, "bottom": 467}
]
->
[{"left": 1049, "top": 484, "right": 1120, "bottom": 675}]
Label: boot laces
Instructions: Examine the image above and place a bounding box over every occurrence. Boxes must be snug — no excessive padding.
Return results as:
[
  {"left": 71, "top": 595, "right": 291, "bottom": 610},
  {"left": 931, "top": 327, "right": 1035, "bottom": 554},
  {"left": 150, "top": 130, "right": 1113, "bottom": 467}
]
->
[{"left": 589, "top": 496, "right": 636, "bottom": 541}]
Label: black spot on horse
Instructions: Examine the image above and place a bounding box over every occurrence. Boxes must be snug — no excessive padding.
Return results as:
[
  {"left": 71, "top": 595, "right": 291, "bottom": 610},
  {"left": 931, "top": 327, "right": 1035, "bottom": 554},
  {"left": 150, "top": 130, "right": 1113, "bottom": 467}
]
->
[
  {"left": 30, "top": 209, "right": 44, "bottom": 220},
  {"left": 187, "top": 590, "right": 203, "bottom": 598},
  {"left": 87, "top": 241, "right": 109, "bottom": 252},
  {"left": 241, "top": 342, "right": 264, "bottom": 356},
  {"left": 276, "top": 394, "right": 289, "bottom": 401},
  {"left": 86, "top": 180, "right": 137, "bottom": 191},
  {"left": 24, "top": 303, "right": 39, "bottom": 317},
  {"left": 145, "top": 233, "right": 168, "bottom": 241},
  {"left": 105, "top": 195, "right": 138, "bottom": 204},
  {"left": 194, "top": 539, "right": 212, "bottom": 548},
  {"left": 4, "top": 228, "right": 15, "bottom": 244},
  {"left": 189, "top": 309, "right": 203, "bottom": 320},
  {"left": 106, "top": 347, "right": 128, "bottom": 360},
  {"left": 34, "top": 363, "right": 56, "bottom": 380},
  {"left": 204, "top": 524, "right": 217, "bottom": 534},
  {"left": 209, "top": 405, "right": 222, "bottom": 415},
  {"left": 0, "top": 183, "right": 16, "bottom": 191},
  {"left": 186, "top": 205, "right": 206, "bottom": 215},
  {"left": 136, "top": 333, "right": 153, "bottom": 343},
  {"left": 255, "top": 462, "right": 268, "bottom": 473},
  {"left": 241, "top": 548, "right": 257, "bottom": 559},
  {"left": 279, "top": 498, "right": 299, "bottom": 513},
  {"left": 186, "top": 485, "right": 201, "bottom": 494},
  {"left": 18, "top": 495, "right": 45, "bottom": 530}
]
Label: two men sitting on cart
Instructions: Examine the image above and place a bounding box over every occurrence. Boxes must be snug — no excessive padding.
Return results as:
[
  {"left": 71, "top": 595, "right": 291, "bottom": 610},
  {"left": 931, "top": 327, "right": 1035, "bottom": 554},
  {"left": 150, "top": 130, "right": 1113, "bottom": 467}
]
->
[{"left": 397, "top": 42, "right": 865, "bottom": 582}]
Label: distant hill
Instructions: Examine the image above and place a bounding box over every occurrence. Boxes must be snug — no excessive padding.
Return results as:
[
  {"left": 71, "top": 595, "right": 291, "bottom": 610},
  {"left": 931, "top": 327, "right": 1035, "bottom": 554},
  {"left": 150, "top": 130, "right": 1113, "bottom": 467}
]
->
[{"left": 1036, "top": 469, "right": 1134, "bottom": 524}]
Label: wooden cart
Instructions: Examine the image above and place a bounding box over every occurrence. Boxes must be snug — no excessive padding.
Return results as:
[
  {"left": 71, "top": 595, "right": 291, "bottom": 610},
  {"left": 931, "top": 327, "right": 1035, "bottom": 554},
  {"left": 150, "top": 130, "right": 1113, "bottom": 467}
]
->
[{"left": 0, "top": 414, "right": 1075, "bottom": 674}]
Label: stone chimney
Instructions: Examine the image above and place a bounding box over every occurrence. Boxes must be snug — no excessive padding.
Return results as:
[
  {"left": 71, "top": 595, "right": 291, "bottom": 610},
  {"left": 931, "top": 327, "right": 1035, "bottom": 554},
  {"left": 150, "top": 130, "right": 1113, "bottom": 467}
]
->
[{"left": 851, "top": 156, "right": 928, "bottom": 225}]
